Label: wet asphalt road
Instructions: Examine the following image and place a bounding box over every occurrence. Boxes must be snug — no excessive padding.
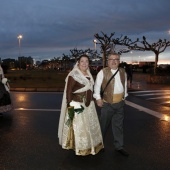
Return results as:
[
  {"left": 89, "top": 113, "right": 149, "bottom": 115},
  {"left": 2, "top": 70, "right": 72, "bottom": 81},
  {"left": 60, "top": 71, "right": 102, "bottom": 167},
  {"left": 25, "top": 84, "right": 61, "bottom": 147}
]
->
[{"left": 0, "top": 91, "right": 170, "bottom": 170}]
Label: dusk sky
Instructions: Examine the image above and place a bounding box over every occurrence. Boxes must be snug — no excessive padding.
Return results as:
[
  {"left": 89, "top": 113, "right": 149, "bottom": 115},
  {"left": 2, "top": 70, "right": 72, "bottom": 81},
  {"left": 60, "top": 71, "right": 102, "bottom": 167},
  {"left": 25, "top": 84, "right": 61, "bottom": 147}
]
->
[{"left": 1, "top": 0, "right": 170, "bottom": 64}]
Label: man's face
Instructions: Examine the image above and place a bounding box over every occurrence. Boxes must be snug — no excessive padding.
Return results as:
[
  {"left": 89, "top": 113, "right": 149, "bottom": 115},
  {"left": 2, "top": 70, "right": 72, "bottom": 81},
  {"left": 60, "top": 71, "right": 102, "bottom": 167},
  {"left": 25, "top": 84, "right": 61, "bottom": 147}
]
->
[{"left": 107, "top": 54, "right": 120, "bottom": 70}]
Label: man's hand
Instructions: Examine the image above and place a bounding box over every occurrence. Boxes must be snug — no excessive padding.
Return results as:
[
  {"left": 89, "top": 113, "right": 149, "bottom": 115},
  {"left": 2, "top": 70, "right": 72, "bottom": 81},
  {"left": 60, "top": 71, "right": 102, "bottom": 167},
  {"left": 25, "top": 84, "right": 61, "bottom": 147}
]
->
[{"left": 96, "top": 99, "right": 103, "bottom": 107}]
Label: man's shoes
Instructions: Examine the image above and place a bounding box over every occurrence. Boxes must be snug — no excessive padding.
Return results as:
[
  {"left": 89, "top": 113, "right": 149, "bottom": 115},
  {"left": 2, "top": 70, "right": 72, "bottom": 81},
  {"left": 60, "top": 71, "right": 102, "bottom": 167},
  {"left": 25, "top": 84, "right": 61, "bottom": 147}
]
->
[{"left": 115, "top": 149, "right": 129, "bottom": 157}]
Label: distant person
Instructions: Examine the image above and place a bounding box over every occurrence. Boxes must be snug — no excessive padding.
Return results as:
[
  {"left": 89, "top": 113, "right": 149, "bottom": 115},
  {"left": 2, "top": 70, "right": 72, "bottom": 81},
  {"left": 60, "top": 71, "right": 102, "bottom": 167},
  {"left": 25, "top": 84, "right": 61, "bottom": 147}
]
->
[
  {"left": 93, "top": 52, "right": 129, "bottom": 157},
  {"left": 126, "top": 64, "right": 133, "bottom": 87},
  {"left": 58, "top": 54, "right": 104, "bottom": 156},
  {"left": 0, "top": 65, "right": 12, "bottom": 115}
]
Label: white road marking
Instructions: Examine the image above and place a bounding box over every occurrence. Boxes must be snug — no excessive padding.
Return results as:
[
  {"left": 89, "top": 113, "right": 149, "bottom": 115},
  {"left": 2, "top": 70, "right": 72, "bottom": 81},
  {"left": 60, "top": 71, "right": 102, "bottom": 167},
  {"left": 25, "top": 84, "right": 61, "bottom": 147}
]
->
[
  {"left": 135, "top": 93, "right": 170, "bottom": 96},
  {"left": 14, "top": 101, "right": 170, "bottom": 123},
  {"left": 147, "top": 96, "right": 170, "bottom": 100},
  {"left": 129, "top": 90, "right": 170, "bottom": 102},
  {"left": 125, "top": 100, "right": 170, "bottom": 123},
  {"left": 129, "top": 90, "right": 170, "bottom": 94}
]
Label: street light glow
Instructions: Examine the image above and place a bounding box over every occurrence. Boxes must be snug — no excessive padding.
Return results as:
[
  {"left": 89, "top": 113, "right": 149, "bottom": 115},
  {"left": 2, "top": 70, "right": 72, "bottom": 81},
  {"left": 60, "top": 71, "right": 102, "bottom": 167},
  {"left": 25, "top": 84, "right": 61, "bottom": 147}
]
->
[
  {"left": 17, "top": 35, "right": 23, "bottom": 39},
  {"left": 93, "top": 39, "right": 97, "bottom": 43}
]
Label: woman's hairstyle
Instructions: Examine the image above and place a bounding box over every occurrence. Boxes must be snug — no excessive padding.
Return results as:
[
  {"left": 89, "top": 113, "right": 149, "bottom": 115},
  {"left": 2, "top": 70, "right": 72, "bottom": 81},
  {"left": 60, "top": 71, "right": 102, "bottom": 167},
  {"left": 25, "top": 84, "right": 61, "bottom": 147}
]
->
[{"left": 77, "top": 54, "right": 90, "bottom": 62}]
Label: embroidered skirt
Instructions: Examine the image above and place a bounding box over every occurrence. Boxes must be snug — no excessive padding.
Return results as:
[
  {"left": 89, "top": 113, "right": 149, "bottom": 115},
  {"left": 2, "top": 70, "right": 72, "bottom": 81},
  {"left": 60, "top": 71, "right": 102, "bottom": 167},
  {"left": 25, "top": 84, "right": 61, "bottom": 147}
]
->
[{"left": 61, "top": 101, "right": 104, "bottom": 156}]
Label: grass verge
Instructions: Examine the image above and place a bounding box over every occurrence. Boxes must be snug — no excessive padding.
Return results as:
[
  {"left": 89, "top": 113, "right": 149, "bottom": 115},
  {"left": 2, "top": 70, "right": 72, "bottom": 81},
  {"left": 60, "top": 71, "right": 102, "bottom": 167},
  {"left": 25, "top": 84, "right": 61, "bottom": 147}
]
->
[{"left": 5, "top": 70, "right": 68, "bottom": 88}]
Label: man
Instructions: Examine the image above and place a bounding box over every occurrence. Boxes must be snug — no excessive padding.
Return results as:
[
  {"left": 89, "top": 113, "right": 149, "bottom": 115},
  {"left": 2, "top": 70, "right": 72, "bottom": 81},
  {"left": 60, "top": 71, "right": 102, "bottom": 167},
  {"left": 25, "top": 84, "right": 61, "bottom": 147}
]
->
[{"left": 93, "top": 52, "right": 129, "bottom": 156}]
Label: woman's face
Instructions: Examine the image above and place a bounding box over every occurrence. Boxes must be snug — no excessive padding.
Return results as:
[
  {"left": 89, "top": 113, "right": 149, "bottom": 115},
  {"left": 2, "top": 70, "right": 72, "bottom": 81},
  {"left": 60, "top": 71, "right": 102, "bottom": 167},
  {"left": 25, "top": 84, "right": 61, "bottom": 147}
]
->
[{"left": 78, "top": 56, "right": 89, "bottom": 72}]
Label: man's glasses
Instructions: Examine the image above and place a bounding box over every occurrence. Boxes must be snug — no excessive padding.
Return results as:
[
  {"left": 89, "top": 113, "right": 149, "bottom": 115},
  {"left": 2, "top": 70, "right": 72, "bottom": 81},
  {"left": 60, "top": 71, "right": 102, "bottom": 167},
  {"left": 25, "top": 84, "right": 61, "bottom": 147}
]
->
[{"left": 108, "top": 59, "right": 120, "bottom": 62}]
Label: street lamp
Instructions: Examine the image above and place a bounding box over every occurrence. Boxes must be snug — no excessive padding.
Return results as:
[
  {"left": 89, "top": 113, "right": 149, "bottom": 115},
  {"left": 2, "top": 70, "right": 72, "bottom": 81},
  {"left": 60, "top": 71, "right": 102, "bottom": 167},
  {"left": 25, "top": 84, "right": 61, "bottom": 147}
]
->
[
  {"left": 93, "top": 39, "right": 97, "bottom": 58},
  {"left": 17, "top": 34, "right": 23, "bottom": 69},
  {"left": 93, "top": 39, "right": 97, "bottom": 51}
]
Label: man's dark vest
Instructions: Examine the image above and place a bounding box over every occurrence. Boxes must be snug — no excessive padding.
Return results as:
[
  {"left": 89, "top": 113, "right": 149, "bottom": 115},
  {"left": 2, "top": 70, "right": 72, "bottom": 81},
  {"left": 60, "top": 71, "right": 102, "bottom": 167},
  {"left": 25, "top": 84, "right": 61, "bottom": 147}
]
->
[{"left": 101, "top": 67, "right": 125, "bottom": 104}]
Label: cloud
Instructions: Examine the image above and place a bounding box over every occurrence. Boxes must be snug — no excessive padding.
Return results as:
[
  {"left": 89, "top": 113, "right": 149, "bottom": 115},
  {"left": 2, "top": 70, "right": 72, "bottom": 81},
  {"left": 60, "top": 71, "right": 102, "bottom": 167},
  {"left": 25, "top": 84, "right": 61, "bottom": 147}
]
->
[{"left": 0, "top": 0, "right": 170, "bottom": 63}]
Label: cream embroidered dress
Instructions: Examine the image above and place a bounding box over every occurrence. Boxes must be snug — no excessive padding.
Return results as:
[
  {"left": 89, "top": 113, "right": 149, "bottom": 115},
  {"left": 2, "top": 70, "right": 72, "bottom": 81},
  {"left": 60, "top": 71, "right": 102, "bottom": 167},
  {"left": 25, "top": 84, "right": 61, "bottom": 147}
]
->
[{"left": 58, "top": 63, "right": 104, "bottom": 156}]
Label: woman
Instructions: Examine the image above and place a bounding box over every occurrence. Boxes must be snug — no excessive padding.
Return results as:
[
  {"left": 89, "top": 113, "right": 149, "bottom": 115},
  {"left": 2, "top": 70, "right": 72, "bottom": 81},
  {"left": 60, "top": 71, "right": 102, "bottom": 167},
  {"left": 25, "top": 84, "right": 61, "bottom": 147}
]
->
[
  {"left": 0, "top": 65, "right": 12, "bottom": 113},
  {"left": 58, "top": 55, "right": 104, "bottom": 156}
]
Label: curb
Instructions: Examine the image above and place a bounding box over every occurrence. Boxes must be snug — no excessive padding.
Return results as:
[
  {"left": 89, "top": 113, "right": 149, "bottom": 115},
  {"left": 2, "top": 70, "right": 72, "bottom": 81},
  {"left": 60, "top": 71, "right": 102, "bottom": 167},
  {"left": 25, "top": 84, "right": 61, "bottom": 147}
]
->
[
  {"left": 10, "top": 87, "right": 137, "bottom": 92},
  {"left": 10, "top": 88, "right": 64, "bottom": 92}
]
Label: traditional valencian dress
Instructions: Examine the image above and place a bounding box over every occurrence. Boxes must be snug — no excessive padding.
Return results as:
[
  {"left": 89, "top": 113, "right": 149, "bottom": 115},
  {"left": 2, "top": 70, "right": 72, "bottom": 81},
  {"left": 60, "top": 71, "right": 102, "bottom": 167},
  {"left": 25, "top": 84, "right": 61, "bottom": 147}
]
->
[
  {"left": 58, "top": 63, "right": 104, "bottom": 156},
  {"left": 0, "top": 65, "right": 13, "bottom": 113}
]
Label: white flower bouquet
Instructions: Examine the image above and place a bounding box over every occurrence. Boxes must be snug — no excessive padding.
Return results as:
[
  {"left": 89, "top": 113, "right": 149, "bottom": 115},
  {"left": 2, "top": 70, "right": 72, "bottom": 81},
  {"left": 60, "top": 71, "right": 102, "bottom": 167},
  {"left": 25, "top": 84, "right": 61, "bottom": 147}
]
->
[{"left": 70, "top": 101, "right": 84, "bottom": 114}]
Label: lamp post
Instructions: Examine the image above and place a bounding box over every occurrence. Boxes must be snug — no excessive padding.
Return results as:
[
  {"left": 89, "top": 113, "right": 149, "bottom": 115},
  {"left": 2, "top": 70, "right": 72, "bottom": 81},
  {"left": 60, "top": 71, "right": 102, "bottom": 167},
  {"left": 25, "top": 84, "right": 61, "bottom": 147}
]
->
[
  {"left": 17, "top": 34, "right": 23, "bottom": 69},
  {"left": 93, "top": 39, "right": 97, "bottom": 51},
  {"left": 93, "top": 39, "right": 97, "bottom": 58}
]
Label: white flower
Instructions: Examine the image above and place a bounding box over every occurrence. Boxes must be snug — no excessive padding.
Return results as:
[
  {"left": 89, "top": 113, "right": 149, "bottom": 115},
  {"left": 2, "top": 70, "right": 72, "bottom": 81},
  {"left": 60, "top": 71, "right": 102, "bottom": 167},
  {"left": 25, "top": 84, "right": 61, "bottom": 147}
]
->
[
  {"left": 2, "top": 78, "right": 8, "bottom": 84},
  {"left": 70, "top": 101, "right": 82, "bottom": 109}
]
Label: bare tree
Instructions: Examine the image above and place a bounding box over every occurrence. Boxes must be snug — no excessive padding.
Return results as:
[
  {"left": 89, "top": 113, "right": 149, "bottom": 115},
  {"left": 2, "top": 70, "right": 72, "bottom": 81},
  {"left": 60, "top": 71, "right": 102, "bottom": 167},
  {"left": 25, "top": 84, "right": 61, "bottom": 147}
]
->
[
  {"left": 95, "top": 31, "right": 170, "bottom": 74},
  {"left": 70, "top": 48, "right": 95, "bottom": 61},
  {"left": 70, "top": 48, "right": 83, "bottom": 61},
  {"left": 140, "top": 37, "right": 170, "bottom": 74},
  {"left": 94, "top": 32, "right": 115, "bottom": 67},
  {"left": 112, "top": 35, "right": 139, "bottom": 54},
  {"left": 113, "top": 35, "right": 170, "bottom": 74},
  {"left": 62, "top": 54, "right": 70, "bottom": 70}
]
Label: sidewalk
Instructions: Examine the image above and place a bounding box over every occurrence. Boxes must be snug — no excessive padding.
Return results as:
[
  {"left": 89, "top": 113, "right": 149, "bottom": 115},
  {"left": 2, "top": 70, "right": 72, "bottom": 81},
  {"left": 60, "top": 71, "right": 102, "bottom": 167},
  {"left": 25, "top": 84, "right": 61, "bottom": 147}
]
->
[
  {"left": 128, "top": 73, "right": 170, "bottom": 90},
  {"left": 10, "top": 73, "right": 170, "bottom": 92}
]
